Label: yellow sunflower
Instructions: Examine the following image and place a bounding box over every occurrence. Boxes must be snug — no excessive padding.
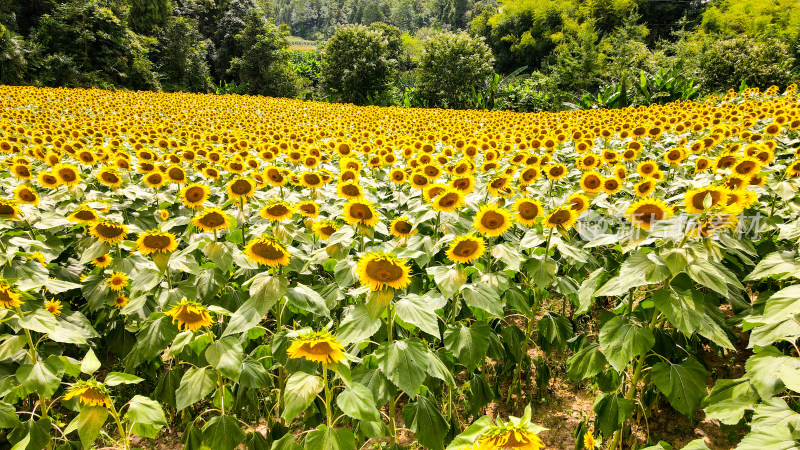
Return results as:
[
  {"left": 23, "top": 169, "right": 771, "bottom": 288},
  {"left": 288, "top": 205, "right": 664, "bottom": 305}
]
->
[
  {"left": 287, "top": 330, "right": 346, "bottom": 365},
  {"left": 446, "top": 235, "right": 486, "bottom": 264},
  {"left": 312, "top": 219, "right": 340, "bottom": 240},
  {"left": 579, "top": 172, "right": 603, "bottom": 195},
  {"left": 389, "top": 217, "right": 417, "bottom": 238},
  {"left": 566, "top": 193, "right": 590, "bottom": 214},
  {"left": 474, "top": 204, "right": 512, "bottom": 237},
  {"left": 180, "top": 183, "right": 209, "bottom": 209},
  {"left": 343, "top": 199, "right": 379, "bottom": 228},
  {"left": 296, "top": 200, "right": 320, "bottom": 218},
  {"left": 513, "top": 198, "right": 544, "bottom": 226},
  {"left": 601, "top": 177, "right": 622, "bottom": 195},
  {"left": 113, "top": 294, "right": 129, "bottom": 309},
  {"left": 143, "top": 172, "right": 164, "bottom": 189},
  {"left": 260, "top": 200, "right": 294, "bottom": 221},
  {"left": 389, "top": 168, "right": 407, "bottom": 184},
  {"left": 45, "top": 299, "right": 63, "bottom": 316},
  {"left": 192, "top": 207, "right": 231, "bottom": 232},
  {"left": 244, "top": 235, "right": 291, "bottom": 267},
  {"left": 227, "top": 177, "right": 256, "bottom": 201},
  {"left": 107, "top": 271, "right": 129, "bottom": 291},
  {"left": 92, "top": 254, "right": 112, "bottom": 268},
  {"left": 136, "top": 230, "right": 179, "bottom": 255},
  {"left": 63, "top": 380, "right": 111, "bottom": 408},
  {"left": 636, "top": 160, "right": 659, "bottom": 178},
  {"left": 634, "top": 179, "right": 656, "bottom": 197},
  {"left": 336, "top": 181, "right": 364, "bottom": 199},
  {"left": 0, "top": 200, "right": 19, "bottom": 220},
  {"left": 431, "top": 187, "right": 465, "bottom": 213},
  {"left": 0, "top": 283, "right": 23, "bottom": 309},
  {"left": 626, "top": 198, "right": 673, "bottom": 230},
  {"left": 356, "top": 252, "right": 411, "bottom": 291},
  {"left": 54, "top": 163, "right": 81, "bottom": 187},
  {"left": 13, "top": 185, "right": 39, "bottom": 205},
  {"left": 90, "top": 221, "right": 128, "bottom": 245},
  {"left": 545, "top": 163, "right": 568, "bottom": 181},
  {"left": 543, "top": 207, "right": 578, "bottom": 230},
  {"left": 97, "top": 167, "right": 123, "bottom": 188},
  {"left": 164, "top": 298, "right": 213, "bottom": 331},
  {"left": 684, "top": 186, "right": 729, "bottom": 214},
  {"left": 37, "top": 172, "right": 61, "bottom": 189}
]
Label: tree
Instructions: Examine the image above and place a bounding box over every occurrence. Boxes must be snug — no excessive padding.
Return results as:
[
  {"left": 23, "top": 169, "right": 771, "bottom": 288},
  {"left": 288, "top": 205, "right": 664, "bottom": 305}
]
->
[
  {"left": 321, "top": 24, "right": 394, "bottom": 104},
  {"left": 417, "top": 30, "right": 494, "bottom": 108},
  {"left": 153, "top": 16, "right": 212, "bottom": 92},
  {"left": 0, "top": 23, "right": 26, "bottom": 84},
  {"left": 228, "top": 9, "right": 298, "bottom": 97},
  {"left": 129, "top": 0, "right": 173, "bottom": 35}
]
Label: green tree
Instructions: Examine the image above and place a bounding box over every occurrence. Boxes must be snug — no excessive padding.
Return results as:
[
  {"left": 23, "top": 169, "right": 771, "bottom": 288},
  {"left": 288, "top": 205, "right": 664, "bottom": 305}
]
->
[
  {"left": 417, "top": 30, "right": 494, "bottom": 108},
  {"left": 0, "top": 22, "right": 25, "bottom": 84},
  {"left": 699, "top": 35, "right": 796, "bottom": 91},
  {"left": 153, "top": 16, "right": 212, "bottom": 92},
  {"left": 228, "top": 9, "right": 298, "bottom": 97},
  {"left": 129, "top": 0, "right": 173, "bottom": 35},
  {"left": 321, "top": 24, "right": 394, "bottom": 104}
]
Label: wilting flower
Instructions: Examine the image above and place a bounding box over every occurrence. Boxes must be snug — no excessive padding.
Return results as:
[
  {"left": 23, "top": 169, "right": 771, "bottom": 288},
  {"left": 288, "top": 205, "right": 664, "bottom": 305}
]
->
[{"left": 63, "top": 379, "right": 111, "bottom": 408}]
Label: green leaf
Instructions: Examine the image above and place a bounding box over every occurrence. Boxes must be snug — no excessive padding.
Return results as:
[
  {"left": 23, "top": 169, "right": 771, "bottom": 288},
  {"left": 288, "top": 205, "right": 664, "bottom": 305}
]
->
[
  {"left": 566, "top": 343, "right": 607, "bottom": 381},
  {"left": 66, "top": 406, "right": 107, "bottom": 448},
  {"left": 176, "top": 367, "right": 217, "bottom": 411},
  {"left": 761, "top": 285, "right": 800, "bottom": 325},
  {"left": 576, "top": 268, "right": 604, "bottom": 314},
  {"left": 402, "top": 395, "right": 449, "bottom": 450},
  {"left": 427, "top": 265, "right": 466, "bottom": 298},
  {"left": 745, "top": 346, "right": 800, "bottom": 399},
  {"left": 443, "top": 322, "right": 491, "bottom": 371},
  {"left": 592, "top": 393, "right": 633, "bottom": 437},
  {"left": 737, "top": 398, "right": 800, "bottom": 450},
  {"left": 202, "top": 415, "right": 246, "bottom": 450},
  {"left": 16, "top": 357, "right": 63, "bottom": 397},
  {"left": 239, "top": 358, "right": 270, "bottom": 389},
  {"left": 686, "top": 259, "right": 728, "bottom": 297},
  {"left": 272, "top": 434, "right": 302, "bottom": 450},
  {"left": 124, "top": 316, "right": 179, "bottom": 369},
  {"left": 80, "top": 349, "right": 101, "bottom": 375},
  {"left": 618, "top": 251, "right": 670, "bottom": 292},
  {"left": 445, "top": 415, "right": 493, "bottom": 450},
  {"left": 650, "top": 357, "right": 707, "bottom": 416},
  {"left": 681, "top": 439, "right": 711, "bottom": 450},
  {"left": 598, "top": 316, "right": 655, "bottom": 372},
  {"left": 9, "top": 418, "right": 51, "bottom": 450},
  {"left": 223, "top": 275, "right": 286, "bottom": 337},
  {"left": 526, "top": 255, "right": 557, "bottom": 288},
  {"left": 204, "top": 241, "right": 235, "bottom": 271},
  {"left": 303, "top": 425, "right": 355, "bottom": 450},
  {"left": 336, "top": 383, "right": 380, "bottom": 422},
  {"left": 126, "top": 395, "right": 167, "bottom": 428},
  {"left": 537, "top": 313, "right": 572, "bottom": 351},
  {"left": 105, "top": 372, "right": 143, "bottom": 386},
  {"left": 205, "top": 336, "right": 244, "bottom": 382},
  {"left": 0, "top": 401, "right": 21, "bottom": 428},
  {"left": 702, "top": 378, "right": 758, "bottom": 424},
  {"left": 43, "top": 278, "right": 82, "bottom": 294},
  {"left": 17, "top": 309, "right": 58, "bottom": 334},
  {"left": 338, "top": 305, "right": 382, "bottom": 346},
  {"left": 285, "top": 284, "right": 330, "bottom": 317},
  {"left": 460, "top": 283, "right": 503, "bottom": 316},
  {"left": 394, "top": 293, "right": 441, "bottom": 339},
  {"left": 281, "top": 372, "right": 324, "bottom": 422},
  {"left": 376, "top": 338, "right": 429, "bottom": 396},
  {"left": 744, "top": 251, "right": 800, "bottom": 281},
  {"left": 653, "top": 288, "right": 704, "bottom": 336}
]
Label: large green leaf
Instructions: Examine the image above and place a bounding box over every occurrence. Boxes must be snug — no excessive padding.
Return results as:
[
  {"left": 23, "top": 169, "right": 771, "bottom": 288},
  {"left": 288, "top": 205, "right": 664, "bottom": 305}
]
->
[
  {"left": 124, "top": 316, "right": 179, "bottom": 369},
  {"left": 281, "top": 372, "right": 324, "bottom": 422},
  {"left": 537, "top": 313, "right": 572, "bottom": 351},
  {"left": 375, "top": 338, "right": 429, "bottom": 395},
  {"left": 337, "top": 305, "right": 382, "bottom": 346},
  {"left": 445, "top": 415, "right": 493, "bottom": 450},
  {"left": 336, "top": 382, "right": 380, "bottom": 422},
  {"left": 566, "top": 343, "right": 607, "bottom": 381},
  {"left": 402, "top": 395, "right": 449, "bottom": 450},
  {"left": 460, "top": 283, "right": 504, "bottom": 316},
  {"left": 737, "top": 398, "right": 800, "bottom": 450},
  {"left": 761, "top": 285, "right": 800, "bottom": 325},
  {"left": 65, "top": 406, "right": 107, "bottom": 448},
  {"left": 223, "top": 274, "right": 286, "bottom": 337},
  {"left": 443, "top": 322, "right": 491, "bottom": 371},
  {"left": 16, "top": 357, "right": 63, "bottom": 397},
  {"left": 598, "top": 316, "right": 654, "bottom": 372},
  {"left": 394, "top": 293, "right": 441, "bottom": 339},
  {"left": 202, "top": 415, "right": 246, "bottom": 450},
  {"left": 205, "top": 336, "right": 244, "bottom": 382},
  {"left": 127, "top": 395, "right": 167, "bottom": 438},
  {"left": 0, "top": 401, "right": 21, "bottom": 428},
  {"left": 285, "top": 284, "right": 330, "bottom": 317},
  {"left": 176, "top": 367, "right": 217, "bottom": 411},
  {"left": 650, "top": 357, "right": 707, "bottom": 416},
  {"left": 427, "top": 265, "right": 466, "bottom": 298},
  {"left": 303, "top": 425, "right": 355, "bottom": 450},
  {"left": 744, "top": 251, "right": 800, "bottom": 281},
  {"left": 592, "top": 393, "right": 633, "bottom": 437},
  {"left": 702, "top": 378, "right": 759, "bottom": 424},
  {"left": 745, "top": 346, "right": 799, "bottom": 399}
]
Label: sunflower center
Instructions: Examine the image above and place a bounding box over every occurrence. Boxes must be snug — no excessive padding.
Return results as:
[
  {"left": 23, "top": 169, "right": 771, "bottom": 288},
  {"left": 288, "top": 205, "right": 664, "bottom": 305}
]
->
[
  {"left": 548, "top": 209, "right": 572, "bottom": 225},
  {"left": 304, "top": 174, "right": 321, "bottom": 185},
  {"left": 176, "top": 308, "right": 206, "bottom": 324},
  {"left": 690, "top": 190, "right": 720, "bottom": 210},
  {"left": 58, "top": 168, "right": 76, "bottom": 181},
  {"left": 604, "top": 179, "right": 619, "bottom": 190},
  {"left": 300, "top": 204, "right": 316, "bottom": 214},
  {"left": 231, "top": 179, "right": 253, "bottom": 195},
  {"left": 549, "top": 167, "right": 564, "bottom": 177},
  {"left": 350, "top": 204, "right": 373, "bottom": 220},
  {"left": 42, "top": 175, "right": 58, "bottom": 185},
  {"left": 18, "top": 189, "right": 35, "bottom": 202},
  {"left": 95, "top": 223, "right": 125, "bottom": 239},
  {"left": 320, "top": 225, "right": 336, "bottom": 236},
  {"left": 342, "top": 184, "right": 361, "bottom": 197},
  {"left": 185, "top": 187, "right": 205, "bottom": 202},
  {"left": 301, "top": 341, "right": 335, "bottom": 355},
  {"left": 267, "top": 204, "right": 289, "bottom": 217},
  {"left": 143, "top": 234, "right": 172, "bottom": 250},
  {"left": 438, "top": 192, "right": 459, "bottom": 207},
  {"left": 718, "top": 156, "right": 736, "bottom": 169},
  {"left": 453, "top": 240, "right": 478, "bottom": 256},
  {"left": 365, "top": 259, "right": 404, "bottom": 282},
  {"left": 251, "top": 241, "right": 284, "bottom": 260},
  {"left": 480, "top": 211, "right": 505, "bottom": 230},
  {"left": 394, "top": 221, "right": 412, "bottom": 234},
  {"left": 585, "top": 175, "right": 601, "bottom": 189},
  {"left": 267, "top": 169, "right": 283, "bottom": 182},
  {"left": 641, "top": 164, "right": 654, "bottom": 174},
  {"left": 199, "top": 212, "right": 225, "bottom": 227},
  {"left": 633, "top": 204, "right": 666, "bottom": 225},
  {"left": 518, "top": 201, "right": 539, "bottom": 219},
  {"left": 75, "top": 210, "right": 97, "bottom": 221},
  {"left": 102, "top": 172, "right": 120, "bottom": 183},
  {"left": 16, "top": 166, "right": 31, "bottom": 177},
  {"left": 736, "top": 161, "right": 756, "bottom": 174}
]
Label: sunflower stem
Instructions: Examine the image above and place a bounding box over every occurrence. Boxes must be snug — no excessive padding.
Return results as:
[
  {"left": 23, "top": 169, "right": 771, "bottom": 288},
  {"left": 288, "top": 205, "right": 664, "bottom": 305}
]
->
[
  {"left": 485, "top": 236, "right": 493, "bottom": 272},
  {"left": 388, "top": 394, "right": 398, "bottom": 445},
  {"left": 433, "top": 211, "right": 441, "bottom": 243},
  {"left": 323, "top": 363, "right": 332, "bottom": 429},
  {"left": 108, "top": 402, "right": 130, "bottom": 450}
]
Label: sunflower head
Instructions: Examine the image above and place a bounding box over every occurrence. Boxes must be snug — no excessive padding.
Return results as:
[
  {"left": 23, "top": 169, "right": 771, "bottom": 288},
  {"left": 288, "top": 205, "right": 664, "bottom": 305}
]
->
[
  {"left": 296, "top": 200, "right": 320, "bottom": 218},
  {"left": 312, "top": 219, "right": 340, "bottom": 240},
  {"left": 343, "top": 199, "right": 379, "bottom": 227},
  {"left": 389, "top": 217, "right": 417, "bottom": 238},
  {"left": 513, "top": 198, "right": 544, "bottom": 226},
  {"left": 92, "top": 254, "right": 112, "bottom": 268},
  {"left": 244, "top": 235, "right": 291, "bottom": 267},
  {"left": 545, "top": 163, "right": 567, "bottom": 181},
  {"left": 180, "top": 183, "right": 209, "bottom": 209},
  {"left": 63, "top": 379, "right": 111, "bottom": 408},
  {"left": 0, "top": 200, "right": 19, "bottom": 220},
  {"left": 337, "top": 181, "right": 364, "bottom": 199},
  {"left": 14, "top": 185, "right": 39, "bottom": 205},
  {"left": 90, "top": 221, "right": 129, "bottom": 245},
  {"left": 37, "top": 172, "right": 61, "bottom": 189},
  {"left": 113, "top": 294, "right": 129, "bottom": 309},
  {"left": 543, "top": 207, "right": 578, "bottom": 230},
  {"left": 227, "top": 177, "right": 256, "bottom": 201},
  {"left": 164, "top": 298, "right": 213, "bottom": 331},
  {"left": 473, "top": 204, "right": 512, "bottom": 237},
  {"left": 0, "top": 282, "right": 23, "bottom": 309},
  {"left": 431, "top": 187, "right": 465, "bottom": 213},
  {"left": 97, "top": 167, "right": 123, "bottom": 188},
  {"left": 566, "top": 193, "right": 590, "bottom": 214},
  {"left": 287, "top": 330, "right": 346, "bottom": 365},
  {"left": 684, "top": 186, "right": 728, "bottom": 214},
  {"left": 137, "top": 230, "right": 179, "bottom": 255},
  {"left": 626, "top": 198, "right": 673, "bottom": 230},
  {"left": 580, "top": 172, "right": 603, "bottom": 194},
  {"left": 356, "top": 252, "right": 411, "bottom": 291},
  {"left": 45, "top": 299, "right": 63, "bottom": 316},
  {"left": 193, "top": 207, "right": 231, "bottom": 232},
  {"left": 107, "top": 271, "right": 129, "bottom": 291},
  {"left": 446, "top": 235, "right": 486, "bottom": 264},
  {"left": 260, "top": 199, "right": 294, "bottom": 222},
  {"left": 474, "top": 405, "right": 546, "bottom": 450}
]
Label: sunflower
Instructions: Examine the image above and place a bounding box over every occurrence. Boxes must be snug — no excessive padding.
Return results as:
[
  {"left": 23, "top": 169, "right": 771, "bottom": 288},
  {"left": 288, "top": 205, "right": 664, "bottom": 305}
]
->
[
  {"left": 312, "top": 219, "right": 339, "bottom": 240},
  {"left": 54, "top": 163, "right": 80, "bottom": 187},
  {"left": 287, "top": 330, "right": 346, "bottom": 365},
  {"left": 244, "top": 235, "right": 291, "bottom": 267},
  {"left": 343, "top": 199, "right": 379, "bottom": 227},
  {"left": 90, "top": 221, "right": 128, "bottom": 245},
  {"left": 190, "top": 208, "right": 230, "bottom": 233},
  {"left": 601, "top": 177, "right": 622, "bottom": 195},
  {"left": 695, "top": 157, "right": 711, "bottom": 172},
  {"left": 68, "top": 206, "right": 100, "bottom": 224},
  {"left": 389, "top": 168, "right": 407, "bottom": 184},
  {"left": 431, "top": 187, "right": 465, "bottom": 213},
  {"left": 227, "top": 177, "right": 256, "bottom": 201},
  {"left": 664, "top": 147, "right": 687, "bottom": 165},
  {"left": 684, "top": 186, "right": 728, "bottom": 214},
  {"left": 37, "top": 172, "right": 60, "bottom": 189},
  {"left": 165, "top": 298, "right": 213, "bottom": 331},
  {"left": 545, "top": 163, "right": 568, "bottom": 181},
  {"left": 636, "top": 160, "right": 659, "bottom": 178},
  {"left": 731, "top": 157, "right": 761, "bottom": 178},
  {"left": 30, "top": 252, "right": 46, "bottom": 265},
  {"left": 0, "top": 200, "right": 19, "bottom": 219},
  {"left": 389, "top": 217, "right": 417, "bottom": 238},
  {"left": 543, "top": 207, "right": 577, "bottom": 230},
  {"left": 11, "top": 163, "right": 32, "bottom": 180},
  {"left": 63, "top": 380, "right": 111, "bottom": 408},
  {"left": 143, "top": 172, "right": 164, "bottom": 189},
  {"left": 92, "top": 254, "right": 112, "bottom": 268},
  {"left": 513, "top": 198, "right": 544, "bottom": 226},
  {"left": 300, "top": 171, "right": 325, "bottom": 189},
  {"left": 474, "top": 414, "right": 545, "bottom": 450},
  {"left": 566, "top": 193, "right": 590, "bottom": 214},
  {"left": 97, "top": 167, "right": 123, "bottom": 188},
  {"left": 137, "top": 230, "right": 179, "bottom": 255},
  {"left": 180, "top": 183, "right": 209, "bottom": 209},
  {"left": 264, "top": 166, "right": 287, "bottom": 187},
  {"left": 583, "top": 431, "right": 599, "bottom": 450},
  {"left": 634, "top": 179, "right": 656, "bottom": 197},
  {"left": 786, "top": 160, "right": 800, "bottom": 178},
  {"left": 296, "top": 200, "right": 320, "bottom": 218},
  {"left": 113, "top": 294, "right": 129, "bottom": 308},
  {"left": 14, "top": 185, "right": 39, "bottom": 205},
  {"left": 579, "top": 172, "right": 603, "bottom": 195},
  {"left": 0, "top": 283, "right": 23, "bottom": 309},
  {"left": 357, "top": 252, "right": 411, "bottom": 291},
  {"left": 45, "top": 299, "right": 62, "bottom": 316},
  {"left": 107, "top": 271, "right": 129, "bottom": 291},
  {"left": 446, "top": 235, "right": 486, "bottom": 264},
  {"left": 474, "top": 204, "right": 512, "bottom": 237},
  {"left": 260, "top": 200, "right": 294, "bottom": 221},
  {"left": 626, "top": 198, "right": 673, "bottom": 230}
]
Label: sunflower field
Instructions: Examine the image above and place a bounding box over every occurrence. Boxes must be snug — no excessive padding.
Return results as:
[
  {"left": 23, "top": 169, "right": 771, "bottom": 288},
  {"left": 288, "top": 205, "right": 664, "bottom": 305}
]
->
[{"left": 1, "top": 84, "right": 800, "bottom": 450}]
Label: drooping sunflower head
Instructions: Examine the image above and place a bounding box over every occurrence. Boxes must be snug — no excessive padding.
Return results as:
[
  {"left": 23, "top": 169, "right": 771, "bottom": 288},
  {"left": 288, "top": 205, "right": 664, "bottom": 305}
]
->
[
  {"left": 312, "top": 219, "right": 340, "bottom": 240},
  {"left": 446, "top": 234, "right": 486, "bottom": 264},
  {"left": 45, "top": 299, "right": 63, "bottom": 316},
  {"left": 180, "top": 183, "right": 209, "bottom": 209},
  {"left": 137, "top": 229, "right": 179, "bottom": 255},
  {"left": 13, "top": 185, "right": 39, "bottom": 205},
  {"left": 244, "top": 235, "right": 291, "bottom": 267},
  {"left": 684, "top": 186, "right": 728, "bottom": 214},
  {"left": 474, "top": 406, "right": 546, "bottom": 450},
  {"left": 566, "top": 193, "right": 590, "bottom": 214},
  {"left": 90, "top": 221, "right": 128, "bottom": 245},
  {"left": 260, "top": 199, "right": 294, "bottom": 222},
  {"left": 431, "top": 187, "right": 465, "bottom": 213},
  {"left": 164, "top": 298, "right": 213, "bottom": 331},
  {"left": 92, "top": 254, "right": 112, "bottom": 268},
  {"left": 474, "top": 204, "right": 512, "bottom": 237},
  {"left": 106, "top": 271, "right": 129, "bottom": 292},
  {"left": 356, "top": 252, "right": 411, "bottom": 291},
  {"left": 343, "top": 199, "right": 379, "bottom": 228},
  {"left": 626, "top": 198, "right": 673, "bottom": 230},
  {"left": 287, "top": 330, "right": 346, "bottom": 365},
  {"left": 543, "top": 207, "right": 578, "bottom": 230},
  {"left": 63, "top": 379, "right": 111, "bottom": 408},
  {"left": 193, "top": 207, "right": 231, "bottom": 232},
  {"left": 389, "top": 217, "right": 417, "bottom": 238},
  {"left": 227, "top": 177, "right": 256, "bottom": 201},
  {"left": 0, "top": 282, "right": 23, "bottom": 309},
  {"left": 513, "top": 198, "right": 544, "bottom": 227}
]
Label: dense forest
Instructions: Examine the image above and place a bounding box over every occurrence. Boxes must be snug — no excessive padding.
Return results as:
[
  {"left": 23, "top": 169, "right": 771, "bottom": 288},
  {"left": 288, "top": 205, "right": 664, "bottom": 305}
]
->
[{"left": 1, "top": 0, "right": 799, "bottom": 110}]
